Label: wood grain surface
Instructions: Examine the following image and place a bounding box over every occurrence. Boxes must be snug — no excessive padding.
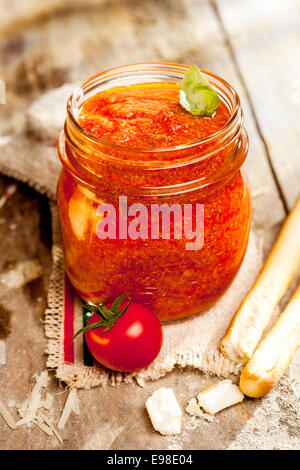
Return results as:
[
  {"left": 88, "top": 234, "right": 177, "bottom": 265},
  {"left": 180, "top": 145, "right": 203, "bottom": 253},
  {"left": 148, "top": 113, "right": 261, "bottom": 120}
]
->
[{"left": 0, "top": 0, "right": 299, "bottom": 449}]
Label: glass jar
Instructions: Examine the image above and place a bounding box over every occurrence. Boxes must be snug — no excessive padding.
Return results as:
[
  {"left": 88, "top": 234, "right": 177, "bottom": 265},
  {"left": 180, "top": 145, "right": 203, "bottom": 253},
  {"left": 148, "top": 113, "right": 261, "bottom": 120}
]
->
[{"left": 57, "top": 63, "right": 251, "bottom": 321}]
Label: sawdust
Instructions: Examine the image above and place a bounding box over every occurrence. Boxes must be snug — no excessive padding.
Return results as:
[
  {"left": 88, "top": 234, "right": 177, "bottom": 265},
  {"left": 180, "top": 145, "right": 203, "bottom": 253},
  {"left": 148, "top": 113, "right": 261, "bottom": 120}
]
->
[
  {"left": 165, "top": 352, "right": 300, "bottom": 450},
  {"left": 166, "top": 413, "right": 215, "bottom": 450},
  {"left": 228, "top": 352, "right": 300, "bottom": 450}
]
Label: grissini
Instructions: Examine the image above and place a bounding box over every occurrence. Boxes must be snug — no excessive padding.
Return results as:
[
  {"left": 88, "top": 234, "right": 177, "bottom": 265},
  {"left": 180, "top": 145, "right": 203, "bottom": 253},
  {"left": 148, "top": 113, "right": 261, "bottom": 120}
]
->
[
  {"left": 221, "top": 195, "right": 300, "bottom": 363},
  {"left": 240, "top": 283, "right": 300, "bottom": 397}
]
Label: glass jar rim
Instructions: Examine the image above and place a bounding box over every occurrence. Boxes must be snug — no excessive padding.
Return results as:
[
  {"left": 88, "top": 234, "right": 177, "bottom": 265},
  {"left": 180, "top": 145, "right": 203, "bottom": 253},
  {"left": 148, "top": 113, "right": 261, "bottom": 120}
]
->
[{"left": 66, "top": 62, "right": 242, "bottom": 164}]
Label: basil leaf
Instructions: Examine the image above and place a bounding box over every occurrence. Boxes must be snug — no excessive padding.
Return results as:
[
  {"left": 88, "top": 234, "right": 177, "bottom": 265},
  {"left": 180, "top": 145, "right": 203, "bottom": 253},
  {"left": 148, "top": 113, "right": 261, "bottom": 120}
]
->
[{"left": 180, "top": 65, "right": 220, "bottom": 117}]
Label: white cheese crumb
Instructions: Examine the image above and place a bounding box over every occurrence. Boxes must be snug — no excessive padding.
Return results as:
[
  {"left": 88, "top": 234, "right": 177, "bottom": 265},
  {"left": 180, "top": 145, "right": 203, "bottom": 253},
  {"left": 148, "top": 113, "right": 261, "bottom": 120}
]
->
[
  {"left": 197, "top": 379, "right": 244, "bottom": 415},
  {"left": 186, "top": 398, "right": 202, "bottom": 417},
  {"left": 186, "top": 398, "right": 214, "bottom": 422},
  {"left": 146, "top": 388, "right": 182, "bottom": 435},
  {"left": 185, "top": 398, "right": 202, "bottom": 418},
  {"left": 135, "top": 376, "right": 145, "bottom": 388}
]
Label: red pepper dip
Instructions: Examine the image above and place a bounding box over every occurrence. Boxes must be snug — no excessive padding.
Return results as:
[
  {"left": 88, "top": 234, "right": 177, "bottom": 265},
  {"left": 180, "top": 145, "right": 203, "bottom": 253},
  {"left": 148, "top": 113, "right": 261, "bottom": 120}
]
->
[
  {"left": 57, "top": 64, "right": 251, "bottom": 321},
  {"left": 79, "top": 83, "right": 229, "bottom": 148}
]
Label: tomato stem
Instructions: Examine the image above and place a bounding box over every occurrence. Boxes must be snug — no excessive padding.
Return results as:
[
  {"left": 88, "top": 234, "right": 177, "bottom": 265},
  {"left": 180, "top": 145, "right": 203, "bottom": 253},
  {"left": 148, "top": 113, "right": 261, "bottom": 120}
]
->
[{"left": 73, "top": 293, "right": 132, "bottom": 340}]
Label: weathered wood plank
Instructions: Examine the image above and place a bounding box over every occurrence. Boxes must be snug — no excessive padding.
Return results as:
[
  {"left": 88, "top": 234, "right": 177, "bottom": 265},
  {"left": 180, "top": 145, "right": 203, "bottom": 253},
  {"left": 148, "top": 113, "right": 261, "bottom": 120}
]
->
[
  {"left": 214, "top": 0, "right": 300, "bottom": 210},
  {"left": 0, "top": 0, "right": 112, "bottom": 37},
  {"left": 184, "top": 0, "right": 285, "bottom": 252},
  {"left": 0, "top": 0, "right": 286, "bottom": 248},
  {"left": 0, "top": 0, "right": 295, "bottom": 450},
  {"left": 0, "top": 0, "right": 201, "bottom": 135}
]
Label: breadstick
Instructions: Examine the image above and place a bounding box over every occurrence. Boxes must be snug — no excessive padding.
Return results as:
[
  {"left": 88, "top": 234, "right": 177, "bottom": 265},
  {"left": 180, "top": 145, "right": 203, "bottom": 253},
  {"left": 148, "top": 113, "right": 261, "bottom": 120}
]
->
[
  {"left": 240, "top": 283, "right": 300, "bottom": 397},
  {"left": 221, "top": 195, "right": 300, "bottom": 363}
]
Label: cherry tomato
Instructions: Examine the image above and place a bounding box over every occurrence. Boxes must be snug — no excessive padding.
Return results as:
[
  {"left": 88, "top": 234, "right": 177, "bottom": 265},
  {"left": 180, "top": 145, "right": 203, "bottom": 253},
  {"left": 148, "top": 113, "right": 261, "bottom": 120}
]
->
[{"left": 84, "top": 299, "right": 163, "bottom": 372}]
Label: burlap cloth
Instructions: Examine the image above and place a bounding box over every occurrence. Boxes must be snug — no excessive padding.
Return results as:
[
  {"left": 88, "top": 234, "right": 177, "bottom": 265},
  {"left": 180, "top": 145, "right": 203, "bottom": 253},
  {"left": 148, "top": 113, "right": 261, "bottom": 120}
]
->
[{"left": 0, "top": 85, "right": 263, "bottom": 389}]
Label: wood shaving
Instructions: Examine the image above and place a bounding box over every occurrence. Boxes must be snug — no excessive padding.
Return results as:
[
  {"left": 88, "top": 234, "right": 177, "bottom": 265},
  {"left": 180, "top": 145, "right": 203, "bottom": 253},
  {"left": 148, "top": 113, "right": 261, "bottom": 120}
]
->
[
  {"left": 42, "top": 415, "right": 63, "bottom": 444},
  {"left": 43, "top": 393, "right": 54, "bottom": 411},
  {"left": 15, "top": 371, "right": 48, "bottom": 426},
  {"left": 34, "top": 416, "right": 53, "bottom": 436},
  {"left": 72, "top": 391, "right": 80, "bottom": 416},
  {"left": 0, "top": 399, "right": 16, "bottom": 429},
  {"left": 1, "top": 370, "right": 66, "bottom": 444},
  {"left": 58, "top": 388, "right": 79, "bottom": 429},
  {"left": 0, "top": 340, "right": 5, "bottom": 365},
  {"left": 16, "top": 397, "right": 29, "bottom": 418},
  {"left": 0, "top": 184, "right": 17, "bottom": 210}
]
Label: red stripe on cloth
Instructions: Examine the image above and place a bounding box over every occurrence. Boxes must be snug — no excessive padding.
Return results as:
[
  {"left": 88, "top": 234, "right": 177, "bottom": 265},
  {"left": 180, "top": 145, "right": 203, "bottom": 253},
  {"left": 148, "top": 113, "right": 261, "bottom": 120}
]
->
[{"left": 64, "top": 275, "right": 75, "bottom": 364}]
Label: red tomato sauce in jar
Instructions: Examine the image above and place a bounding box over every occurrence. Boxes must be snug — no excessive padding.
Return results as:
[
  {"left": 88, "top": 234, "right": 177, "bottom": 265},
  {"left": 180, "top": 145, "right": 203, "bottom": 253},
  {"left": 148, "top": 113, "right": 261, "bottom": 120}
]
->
[
  {"left": 57, "top": 64, "right": 251, "bottom": 321},
  {"left": 78, "top": 83, "right": 230, "bottom": 149}
]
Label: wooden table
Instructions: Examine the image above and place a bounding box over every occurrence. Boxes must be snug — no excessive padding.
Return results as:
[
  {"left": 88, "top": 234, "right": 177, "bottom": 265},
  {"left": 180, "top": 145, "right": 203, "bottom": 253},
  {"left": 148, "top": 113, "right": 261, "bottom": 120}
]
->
[{"left": 0, "top": 0, "right": 299, "bottom": 449}]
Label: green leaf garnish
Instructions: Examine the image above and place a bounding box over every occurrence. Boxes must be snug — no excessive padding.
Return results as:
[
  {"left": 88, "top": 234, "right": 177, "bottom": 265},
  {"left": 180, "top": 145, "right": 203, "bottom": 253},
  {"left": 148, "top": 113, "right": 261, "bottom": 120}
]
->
[{"left": 180, "top": 65, "right": 220, "bottom": 117}]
